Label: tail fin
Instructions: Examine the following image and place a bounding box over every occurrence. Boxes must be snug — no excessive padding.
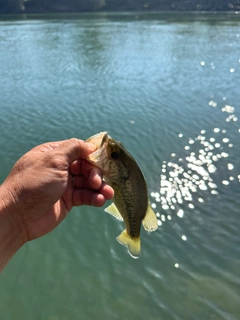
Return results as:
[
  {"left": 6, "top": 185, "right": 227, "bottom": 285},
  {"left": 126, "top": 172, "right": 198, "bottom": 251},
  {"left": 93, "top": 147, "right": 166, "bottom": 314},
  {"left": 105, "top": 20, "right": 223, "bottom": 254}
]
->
[{"left": 116, "top": 230, "right": 140, "bottom": 259}]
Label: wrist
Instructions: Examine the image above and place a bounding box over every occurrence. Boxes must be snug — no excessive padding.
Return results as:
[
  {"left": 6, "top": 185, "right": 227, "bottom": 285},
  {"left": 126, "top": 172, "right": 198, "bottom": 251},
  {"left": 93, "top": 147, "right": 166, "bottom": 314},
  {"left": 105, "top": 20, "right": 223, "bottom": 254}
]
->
[{"left": 0, "top": 184, "right": 28, "bottom": 272}]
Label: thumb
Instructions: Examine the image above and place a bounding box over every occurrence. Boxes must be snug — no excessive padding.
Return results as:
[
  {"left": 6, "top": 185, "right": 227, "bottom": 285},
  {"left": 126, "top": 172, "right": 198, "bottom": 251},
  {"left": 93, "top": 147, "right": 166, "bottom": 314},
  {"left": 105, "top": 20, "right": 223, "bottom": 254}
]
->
[{"left": 57, "top": 138, "right": 96, "bottom": 164}]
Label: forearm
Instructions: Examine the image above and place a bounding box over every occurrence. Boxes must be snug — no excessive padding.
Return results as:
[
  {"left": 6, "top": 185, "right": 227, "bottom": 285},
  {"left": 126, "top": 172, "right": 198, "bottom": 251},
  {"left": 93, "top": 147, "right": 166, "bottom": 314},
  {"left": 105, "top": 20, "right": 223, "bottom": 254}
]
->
[{"left": 0, "top": 185, "right": 26, "bottom": 272}]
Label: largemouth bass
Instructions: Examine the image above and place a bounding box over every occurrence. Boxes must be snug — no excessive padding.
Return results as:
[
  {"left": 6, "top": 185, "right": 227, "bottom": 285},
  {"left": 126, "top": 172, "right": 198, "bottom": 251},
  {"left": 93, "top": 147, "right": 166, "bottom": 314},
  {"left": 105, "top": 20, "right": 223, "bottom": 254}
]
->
[{"left": 86, "top": 132, "right": 158, "bottom": 258}]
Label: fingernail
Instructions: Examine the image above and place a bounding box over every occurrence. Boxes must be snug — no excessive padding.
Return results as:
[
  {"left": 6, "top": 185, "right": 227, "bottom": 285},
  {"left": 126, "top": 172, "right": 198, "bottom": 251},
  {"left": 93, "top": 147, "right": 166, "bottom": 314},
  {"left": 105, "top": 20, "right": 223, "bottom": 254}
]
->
[{"left": 85, "top": 142, "right": 96, "bottom": 151}]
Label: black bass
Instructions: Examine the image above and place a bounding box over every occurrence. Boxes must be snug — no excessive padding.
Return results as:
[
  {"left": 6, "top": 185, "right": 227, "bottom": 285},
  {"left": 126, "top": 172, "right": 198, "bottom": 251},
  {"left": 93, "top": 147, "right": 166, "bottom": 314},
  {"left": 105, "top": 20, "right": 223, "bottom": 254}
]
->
[{"left": 86, "top": 132, "right": 158, "bottom": 258}]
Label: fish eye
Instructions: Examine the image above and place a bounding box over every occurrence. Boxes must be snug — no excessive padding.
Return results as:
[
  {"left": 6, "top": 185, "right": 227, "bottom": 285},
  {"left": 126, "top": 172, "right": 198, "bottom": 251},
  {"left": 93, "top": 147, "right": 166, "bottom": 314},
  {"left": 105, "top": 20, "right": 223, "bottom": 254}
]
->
[{"left": 111, "top": 152, "right": 119, "bottom": 160}]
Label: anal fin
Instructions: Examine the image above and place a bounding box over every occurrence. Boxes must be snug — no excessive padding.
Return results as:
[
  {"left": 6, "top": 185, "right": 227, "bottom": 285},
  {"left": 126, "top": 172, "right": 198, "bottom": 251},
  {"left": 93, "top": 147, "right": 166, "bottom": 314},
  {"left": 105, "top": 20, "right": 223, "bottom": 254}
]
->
[{"left": 142, "top": 203, "right": 158, "bottom": 232}]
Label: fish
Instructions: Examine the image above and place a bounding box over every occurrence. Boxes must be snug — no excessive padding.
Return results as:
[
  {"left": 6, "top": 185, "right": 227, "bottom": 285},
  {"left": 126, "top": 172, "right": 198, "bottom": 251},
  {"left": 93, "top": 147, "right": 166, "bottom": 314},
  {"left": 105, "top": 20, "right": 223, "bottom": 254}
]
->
[{"left": 86, "top": 132, "right": 158, "bottom": 258}]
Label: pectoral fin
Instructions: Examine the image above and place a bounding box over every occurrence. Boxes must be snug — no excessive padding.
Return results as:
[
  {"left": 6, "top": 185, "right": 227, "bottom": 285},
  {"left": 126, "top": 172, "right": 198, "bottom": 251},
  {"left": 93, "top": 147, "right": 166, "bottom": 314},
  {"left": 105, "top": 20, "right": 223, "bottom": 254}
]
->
[
  {"left": 117, "top": 230, "right": 140, "bottom": 259},
  {"left": 104, "top": 203, "right": 123, "bottom": 221},
  {"left": 142, "top": 203, "right": 158, "bottom": 232}
]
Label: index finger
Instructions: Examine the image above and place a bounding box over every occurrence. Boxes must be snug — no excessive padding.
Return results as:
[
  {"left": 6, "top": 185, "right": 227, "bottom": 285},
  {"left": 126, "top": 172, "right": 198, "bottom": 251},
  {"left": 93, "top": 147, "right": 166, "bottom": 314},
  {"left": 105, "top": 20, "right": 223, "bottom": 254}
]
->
[{"left": 70, "top": 159, "right": 103, "bottom": 190}]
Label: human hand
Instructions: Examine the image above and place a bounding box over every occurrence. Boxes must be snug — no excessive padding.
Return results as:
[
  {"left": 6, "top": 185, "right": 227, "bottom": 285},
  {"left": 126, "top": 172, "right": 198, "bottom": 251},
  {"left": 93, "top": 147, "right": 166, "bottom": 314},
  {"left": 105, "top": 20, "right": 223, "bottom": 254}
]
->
[{"left": 0, "top": 138, "right": 114, "bottom": 242}]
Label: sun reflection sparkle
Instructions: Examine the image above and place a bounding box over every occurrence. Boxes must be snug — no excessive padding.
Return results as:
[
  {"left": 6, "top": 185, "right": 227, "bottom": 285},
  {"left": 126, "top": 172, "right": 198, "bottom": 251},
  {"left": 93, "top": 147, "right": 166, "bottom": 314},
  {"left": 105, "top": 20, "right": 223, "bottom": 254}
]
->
[{"left": 151, "top": 99, "right": 239, "bottom": 231}]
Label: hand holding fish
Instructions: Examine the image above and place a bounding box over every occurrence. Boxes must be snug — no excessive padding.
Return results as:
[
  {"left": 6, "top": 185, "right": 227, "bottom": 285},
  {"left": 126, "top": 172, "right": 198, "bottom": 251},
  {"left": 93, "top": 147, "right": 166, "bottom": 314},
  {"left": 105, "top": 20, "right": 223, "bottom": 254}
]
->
[{"left": 0, "top": 138, "right": 114, "bottom": 272}]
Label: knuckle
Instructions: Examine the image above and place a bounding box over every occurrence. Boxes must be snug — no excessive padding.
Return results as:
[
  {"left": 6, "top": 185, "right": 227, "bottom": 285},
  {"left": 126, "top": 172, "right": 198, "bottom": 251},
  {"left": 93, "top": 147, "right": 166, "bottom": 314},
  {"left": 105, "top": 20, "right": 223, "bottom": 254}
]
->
[
  {"left": 69, "top": 137, "right": 81, "bottom": 147},
  {"left": 44, "top": 152, "right": 67, "bottom": 171}
]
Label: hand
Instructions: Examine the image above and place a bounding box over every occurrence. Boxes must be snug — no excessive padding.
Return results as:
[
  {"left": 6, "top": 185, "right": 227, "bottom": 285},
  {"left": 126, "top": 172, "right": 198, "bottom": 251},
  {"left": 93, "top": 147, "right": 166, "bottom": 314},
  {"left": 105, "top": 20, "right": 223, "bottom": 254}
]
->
[{"left": 0, "top": 138, "right": 114, "bottom": 242}]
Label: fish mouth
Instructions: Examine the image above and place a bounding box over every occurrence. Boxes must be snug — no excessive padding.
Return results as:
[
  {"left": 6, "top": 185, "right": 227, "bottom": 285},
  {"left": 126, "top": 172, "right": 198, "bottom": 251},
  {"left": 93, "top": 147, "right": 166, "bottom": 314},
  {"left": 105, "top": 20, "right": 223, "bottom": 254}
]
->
[
  {"left": 86, "top": 131, "right": 110, "bottom": 164},
  {"left": 100, "top": 132, "right": 108, "bottom": 147},
  {"left": 86, "top": 131, "right": 108, "bottom": 149}
]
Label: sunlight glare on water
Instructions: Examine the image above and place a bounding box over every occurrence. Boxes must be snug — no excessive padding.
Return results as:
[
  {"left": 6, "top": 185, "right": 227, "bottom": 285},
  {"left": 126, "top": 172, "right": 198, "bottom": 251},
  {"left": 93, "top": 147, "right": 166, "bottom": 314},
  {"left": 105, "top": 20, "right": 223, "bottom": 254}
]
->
[{"left": 151, "top": 102, "right": 240, "bottom": 228}]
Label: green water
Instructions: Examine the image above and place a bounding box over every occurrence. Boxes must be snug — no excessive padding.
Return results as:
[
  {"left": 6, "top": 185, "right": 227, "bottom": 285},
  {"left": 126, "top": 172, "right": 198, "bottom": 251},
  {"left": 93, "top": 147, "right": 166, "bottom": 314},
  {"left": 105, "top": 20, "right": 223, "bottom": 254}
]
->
[{"left": 0, "top": 12, "right": 240, "bottom": 320}]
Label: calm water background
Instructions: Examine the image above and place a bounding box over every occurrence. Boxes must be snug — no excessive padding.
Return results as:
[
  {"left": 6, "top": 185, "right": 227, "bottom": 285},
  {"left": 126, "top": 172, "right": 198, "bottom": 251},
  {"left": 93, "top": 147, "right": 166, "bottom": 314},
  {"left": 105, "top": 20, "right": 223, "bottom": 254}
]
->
[{"left": 0, "top": 11, "right": 240, "bottom": 320}]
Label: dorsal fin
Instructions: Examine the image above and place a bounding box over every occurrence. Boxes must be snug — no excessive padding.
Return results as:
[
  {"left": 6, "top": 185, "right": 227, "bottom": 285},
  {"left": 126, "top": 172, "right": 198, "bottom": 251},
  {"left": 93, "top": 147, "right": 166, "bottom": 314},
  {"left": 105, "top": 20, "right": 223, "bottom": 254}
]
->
[
  {"left": 142, "top": 203, "right": 158, "bottom": 232},
  {"left": 104, "top": 203, "right": 124, "bottom": 221}
]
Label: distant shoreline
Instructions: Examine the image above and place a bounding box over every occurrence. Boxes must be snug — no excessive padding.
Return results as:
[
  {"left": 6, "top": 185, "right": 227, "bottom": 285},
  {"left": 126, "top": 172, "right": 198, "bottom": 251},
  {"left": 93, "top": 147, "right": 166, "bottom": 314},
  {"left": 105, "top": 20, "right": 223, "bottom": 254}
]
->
[
  {"left": 1, "top": 0, "right": 240, "bottom": 14},
  {"left": 1, "top": 9, "right": 240, "bottom": 16},
  {"left": 1, "top": 2, "right": 240, "bottom": 15},
  {"left": 0, "top": 10, "right": 240, "bottom": 16}
]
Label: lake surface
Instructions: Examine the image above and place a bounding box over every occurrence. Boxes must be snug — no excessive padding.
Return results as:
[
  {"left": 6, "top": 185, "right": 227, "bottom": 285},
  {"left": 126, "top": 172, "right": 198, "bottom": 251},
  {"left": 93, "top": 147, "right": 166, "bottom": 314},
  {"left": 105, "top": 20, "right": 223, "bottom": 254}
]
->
[{"left": 0, "top": 11, "right": 240, "bottom": 320}]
